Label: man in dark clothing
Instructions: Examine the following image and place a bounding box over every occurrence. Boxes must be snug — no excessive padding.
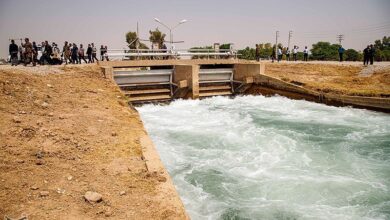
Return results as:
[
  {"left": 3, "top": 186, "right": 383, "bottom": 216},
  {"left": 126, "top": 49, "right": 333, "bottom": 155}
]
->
[
  {"left": 100, "top": 45, "right": 105, "bottom": 61},
  {"left": 42, "top": 40, "right": 53, "bottom": 65},
  {"left": 286, "top": 47, "right": 290, "bottom": 61},
  {"left": 32, "top": 42, "right": 38, "bottom": 64},
  {"left": 369, "top": 44, "right": 375, "bottom": 65},
  {"left": 255, "top": 44, "right": 260, "bottom": 62},
  {"left": 86, "top": 44, "right": 92, "bottom": 63},
  {"left": 91, "top": 43, "right": 98, "bottom": 62},
  {"left": 9, "top": 40, "right": 19, "bottom": 66},
  {"left": 363, "top": 45, "right": 370, "bottom": 65},
  {"left": 303, "top": 46, "right": 309, "bottom": 61},
  {"left": 338, "top": 46, "right": 345, "bottom": 62},
  {"left": 71, "top": 43, "right": 78, "bottom": 64}
]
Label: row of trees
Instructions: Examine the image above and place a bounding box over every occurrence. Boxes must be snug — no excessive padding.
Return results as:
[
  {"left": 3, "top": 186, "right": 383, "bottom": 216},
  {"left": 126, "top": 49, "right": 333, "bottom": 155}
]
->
[
  {"left": 125, "top": 29, "right": 389, "bottom": 62},
  {"left": 373, "top": 36, "right": 390, "bottom": 61},
  {"left": 237, "top": 36, "right": 390, "bottom": 61}
]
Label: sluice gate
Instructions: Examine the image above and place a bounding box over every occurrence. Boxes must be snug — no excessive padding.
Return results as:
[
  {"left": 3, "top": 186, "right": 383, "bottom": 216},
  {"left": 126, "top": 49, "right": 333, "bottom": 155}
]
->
[
  {"left": 101, "top": 60, "right": 264, "bottom": 104},
  {"left": 199, "top": 68, "right": 234, "bottom": 98},
  {"left": 114, "top": 68, "right": 174, "bottom": 103}
]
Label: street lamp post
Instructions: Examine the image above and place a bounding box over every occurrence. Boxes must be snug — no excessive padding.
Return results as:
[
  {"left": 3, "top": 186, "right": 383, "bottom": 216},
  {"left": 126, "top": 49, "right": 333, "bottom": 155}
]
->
[{"left": 154, "top": 18, "right": 187, "bottom": 51}]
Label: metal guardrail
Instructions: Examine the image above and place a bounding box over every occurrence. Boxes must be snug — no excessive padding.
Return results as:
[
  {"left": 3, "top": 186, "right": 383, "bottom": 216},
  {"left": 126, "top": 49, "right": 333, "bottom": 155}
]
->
[{"left": 106, "top": 48, "right": 238, "bottom": 60}]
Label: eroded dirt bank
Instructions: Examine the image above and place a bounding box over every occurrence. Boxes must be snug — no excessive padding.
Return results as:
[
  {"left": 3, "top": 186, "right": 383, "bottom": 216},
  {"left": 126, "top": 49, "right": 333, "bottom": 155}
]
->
[{"left": 0, "top": 65, "right": 187, "bottom": 219}]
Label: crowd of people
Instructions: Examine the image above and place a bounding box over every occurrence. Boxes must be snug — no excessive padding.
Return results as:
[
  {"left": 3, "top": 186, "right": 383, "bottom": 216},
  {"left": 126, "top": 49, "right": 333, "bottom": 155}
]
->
[
  {"left": 255, "top": 44, "right": 376, "bottom": 65},
  {"left": 8, "top": 38, "right": 379, "bottom": 66},
  {"left": 8, "top": 38, "right": 109, "bottom": 66},
  {"left": 255, "top": 45, "right": 310, "bottom": 63}
]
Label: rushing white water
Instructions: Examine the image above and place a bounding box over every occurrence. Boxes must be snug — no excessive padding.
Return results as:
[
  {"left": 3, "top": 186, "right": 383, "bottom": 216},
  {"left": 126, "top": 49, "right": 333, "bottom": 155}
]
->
[{"left": 137, "top": 95, "right": 390, "bottom": 220}]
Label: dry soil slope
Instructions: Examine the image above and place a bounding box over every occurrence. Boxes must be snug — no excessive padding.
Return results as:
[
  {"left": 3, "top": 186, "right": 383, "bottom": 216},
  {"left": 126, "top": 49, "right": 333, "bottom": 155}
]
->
[{"left": 0, "top": 65, "right": 187, "bottom": 219}]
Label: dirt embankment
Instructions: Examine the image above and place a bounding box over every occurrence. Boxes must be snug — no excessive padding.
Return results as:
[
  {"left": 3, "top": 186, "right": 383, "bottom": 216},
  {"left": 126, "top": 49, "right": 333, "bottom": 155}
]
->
[
  {"left": 264, "top": 62, "right": 390, "bottom": 97},
  {"left": 0, "top": 65, "right": 187, "bottom": 219}
]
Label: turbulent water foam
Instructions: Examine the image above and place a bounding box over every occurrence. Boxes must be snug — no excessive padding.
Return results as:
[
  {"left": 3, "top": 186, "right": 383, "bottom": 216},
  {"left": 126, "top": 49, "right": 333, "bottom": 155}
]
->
[{"left": 137, "top": 95, "right": 390, "bottom": 220}]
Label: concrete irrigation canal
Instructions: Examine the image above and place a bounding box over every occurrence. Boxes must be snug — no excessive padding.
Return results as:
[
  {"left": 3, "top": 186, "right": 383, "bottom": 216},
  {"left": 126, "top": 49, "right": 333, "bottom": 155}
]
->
[
  {"left": 1, "top": 62, "right": 389, "bottom": 219},
  {"left": 138, "top": 95, "right": 390, "bottom": 220}
]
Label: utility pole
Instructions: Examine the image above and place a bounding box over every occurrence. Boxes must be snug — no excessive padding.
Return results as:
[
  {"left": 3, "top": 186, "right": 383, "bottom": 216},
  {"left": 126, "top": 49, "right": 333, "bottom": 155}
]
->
[
  {"left": 337, "top": 34, "right": 344, "bottom": 45},
  {"left": 275, "top": 31, "right": 279, "bottom": 59},
  {"left": 136, "top": 22, "right": 139, "bottom": 50},
  {"left": 288, "top": 31, "right": 293, "bottom": 50}
]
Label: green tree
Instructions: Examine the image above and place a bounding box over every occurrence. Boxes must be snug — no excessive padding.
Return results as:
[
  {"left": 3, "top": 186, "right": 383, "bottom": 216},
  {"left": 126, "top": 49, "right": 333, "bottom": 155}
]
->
[
  {"left": 310, "top": 42, "right": 339, "bottom": 60},
  {"left": 149, "top": 28, "right": 166, "bottom": 48},
  {"left": 345, "top": 49, "right": 362, "bottom": 61},
  {"left": 219, "top": 44, "right": 231, "bottom": 50},
  {"left": 373, "top": 36, "right": 390, "bottom": 61},
  {"left": 374, "top": 39, "right": 383, "bottom": 50},
  {"left": 125, "top": 31, "right": 148, "bottom": 49},
  {"left": 238, "top": 47, "right": 256, "bottom": 60},
  {"left": 258, "top": 43, "right": 273, "bottom": 59},
  {"left": 382, "top": 36, "right": 389, "bottom": 47}
]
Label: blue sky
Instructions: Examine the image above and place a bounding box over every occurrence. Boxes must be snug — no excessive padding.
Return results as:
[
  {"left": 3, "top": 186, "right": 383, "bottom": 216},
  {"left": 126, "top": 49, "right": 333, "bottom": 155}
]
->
[{"left": 0, "top": 0, "right": 389, "bottom": 58}]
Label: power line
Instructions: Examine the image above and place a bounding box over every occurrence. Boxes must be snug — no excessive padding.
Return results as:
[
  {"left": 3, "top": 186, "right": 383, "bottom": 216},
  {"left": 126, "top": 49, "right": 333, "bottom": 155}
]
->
[
  {"left": 294, "top": 27, "right": 389, "bottom": 39},
  {"left": 299, "top": 22, "right": 390, "bottom": 35}
]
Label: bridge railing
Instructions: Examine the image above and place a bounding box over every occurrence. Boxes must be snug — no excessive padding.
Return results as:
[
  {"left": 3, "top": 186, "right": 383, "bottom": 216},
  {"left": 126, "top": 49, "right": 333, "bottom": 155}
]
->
[{"left": 106, "top": 48, "right": 239, "bottom": 60}]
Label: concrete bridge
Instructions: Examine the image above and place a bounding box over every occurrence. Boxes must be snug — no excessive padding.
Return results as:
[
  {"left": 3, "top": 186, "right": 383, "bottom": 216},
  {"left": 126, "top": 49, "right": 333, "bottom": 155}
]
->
[{"left": 100, "top": 59, "right": 264, "bottom": 103}]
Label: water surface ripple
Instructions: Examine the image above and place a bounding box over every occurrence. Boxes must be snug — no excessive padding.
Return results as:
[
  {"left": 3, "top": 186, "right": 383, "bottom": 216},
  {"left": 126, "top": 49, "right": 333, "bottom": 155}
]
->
[{"left": 137, "top": 95, "right": 390, "bottom": 220}]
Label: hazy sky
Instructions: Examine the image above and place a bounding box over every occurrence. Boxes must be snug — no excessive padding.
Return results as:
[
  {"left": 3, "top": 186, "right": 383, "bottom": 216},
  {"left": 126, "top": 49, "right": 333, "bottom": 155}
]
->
[{"left": 0, "top": 0, "right": 389, "bottom": 58}]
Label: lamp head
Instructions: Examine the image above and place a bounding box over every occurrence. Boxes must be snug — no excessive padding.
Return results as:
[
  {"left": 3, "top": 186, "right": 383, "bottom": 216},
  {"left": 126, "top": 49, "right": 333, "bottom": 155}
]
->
[
  {"left": 154, "top": 18, "right": 161, "bottom": 23},
  {"left": 180, "top": 19, "right": 187, "bottom": 24}
]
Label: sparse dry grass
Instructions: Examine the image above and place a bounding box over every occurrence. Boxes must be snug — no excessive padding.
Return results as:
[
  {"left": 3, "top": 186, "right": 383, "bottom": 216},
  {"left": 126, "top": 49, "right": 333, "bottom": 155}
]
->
[{"left": 265, "top": 63, "right": 390, "bottom": 97}]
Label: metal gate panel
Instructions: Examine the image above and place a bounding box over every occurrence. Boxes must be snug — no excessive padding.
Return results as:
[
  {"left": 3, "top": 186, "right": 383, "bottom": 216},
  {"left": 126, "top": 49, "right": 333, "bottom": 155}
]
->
[
  {"left": 114, "top": 69, "right": 173, "bottom": 85},
  {"left": 199, "top": 68, "right": 233, "bottom": 83}
]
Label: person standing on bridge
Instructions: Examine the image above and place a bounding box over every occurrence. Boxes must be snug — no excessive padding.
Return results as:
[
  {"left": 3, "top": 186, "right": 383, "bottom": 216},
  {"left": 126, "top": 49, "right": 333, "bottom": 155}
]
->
[
  {"left": 9, "top": 39, "right": 19, "bottom": 66},
  {"left": 78, "top": 44, "right": 88, "bottom": 64},
  {"left": 255, "top": 44, "right": 260, "bottom": 61},
  {"left": 303, "top": 46, "right": 309, "bottom": 61},
  {"left": 293, "top": 45, "right": 299, "bottom": 61},
  {"left": 62, "top": 41, "right": 71, "bottom": 64},
  {"left": 338, "top": 45, "right": 345, "bottom": 62},
  {"left": 363, "top": 45, "right": 370, "bottom": 65},
  {"left": 87, "top": 44, "right": 92, "bottom": 63},
  {"left": 92, "top": 43, "right": 98, "bottom": 62},
  {"left": 277, "top": 47, "right": 282, "bottom": 62},
  {"left": 32, "top": 41, "right": 38, "bottom": 64},
  {"left": 71, "top": 43, "right": 78, "bottom": 64},
  {"left": 100, "top": 45, "right": 105, "bottom": 61},
  {"left": 51, "top": 43, "right": 62, "bottom": 65},
  {"left": 22, "top": 38, "right": 35, "bottom": 66},
  {"left": 369, "top": 44, "right": 375, "bottom": 65},
  {"left": 286, "top": 47, "right": 290, "bottom": 61},
  {"left": 42, "top": 40, "right": 53, "bottom": 65},
  {"left": 103, "top": 46, "right": 109, "bottom": 61}
]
